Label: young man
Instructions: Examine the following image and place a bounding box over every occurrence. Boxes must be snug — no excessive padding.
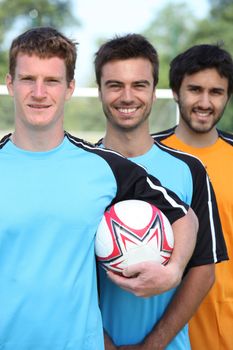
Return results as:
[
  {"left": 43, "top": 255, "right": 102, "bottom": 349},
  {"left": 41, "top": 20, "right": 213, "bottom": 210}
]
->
[
  {"left": 0, "top": 28, "right": 198, "bottom": 350},
  {"left": 153, "top": 44, "right": 233, "bottom": 350},
  {"left": 94, "top": 34, "right": 228, "bottom": 349}
]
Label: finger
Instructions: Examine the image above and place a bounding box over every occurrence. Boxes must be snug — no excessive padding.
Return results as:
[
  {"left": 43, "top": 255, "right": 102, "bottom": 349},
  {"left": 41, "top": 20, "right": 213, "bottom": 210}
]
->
[
  {"left": 122, "top": 260, "right": 162, "bottom": 278},
  {"left": 122, "top": 262, "right": 146, "bottom": 277},
  {"left": 107, "top": 270, "right": 136, "bottom": 292}
]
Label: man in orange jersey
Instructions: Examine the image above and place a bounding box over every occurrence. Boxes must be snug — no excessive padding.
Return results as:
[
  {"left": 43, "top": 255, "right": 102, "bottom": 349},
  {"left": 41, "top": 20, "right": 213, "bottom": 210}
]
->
[{"left": 153, "top": 43, "right": 233, "bottom": 350}]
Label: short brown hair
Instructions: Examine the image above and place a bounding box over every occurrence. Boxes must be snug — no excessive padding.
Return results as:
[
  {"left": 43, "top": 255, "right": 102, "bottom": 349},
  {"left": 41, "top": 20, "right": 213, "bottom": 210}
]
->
[
  {"left": 94, "top": 34, "right": 159, "bottom": 88},
  {"left": 9, "top": 26, "right": 78, "bottom": 84}
]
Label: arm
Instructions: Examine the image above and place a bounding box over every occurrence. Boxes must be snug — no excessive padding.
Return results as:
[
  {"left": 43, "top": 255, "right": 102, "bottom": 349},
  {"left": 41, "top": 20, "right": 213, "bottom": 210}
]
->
[
  {"left": 107, "top": 207, "right": 198, "bottom": 297},
  {"left": 140, "top": 264, "right": 215, "bottom": 349},
  {"left": 104, "top": 331, "right": 118, "bottom": 350}
]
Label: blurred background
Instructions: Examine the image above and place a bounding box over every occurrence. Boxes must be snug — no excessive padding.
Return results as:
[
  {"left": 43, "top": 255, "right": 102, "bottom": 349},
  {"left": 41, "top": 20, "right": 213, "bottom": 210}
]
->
[{"left": 0, "top": 0, "right": 232, "bottom": 142}]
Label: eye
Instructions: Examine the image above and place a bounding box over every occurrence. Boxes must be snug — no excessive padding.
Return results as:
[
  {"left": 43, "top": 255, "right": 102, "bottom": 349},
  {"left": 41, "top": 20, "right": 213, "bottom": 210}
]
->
[
  {"left": 109, "top": 84, "right": 119, "bottom": 88},
  {"left": 21, "top": 76, "right": 33, "bottom": 82},
  {"left": 188, "top": 86, "right": 200, "bottom": 93},
  {"left": 135, "top": 83, "right": 147, "bottom": 88},
  {"left": 106, "top": 83, "right": 122, "bottom": 91},
  {"left": 211, "top": 89, "right": 224, "bottom": 96},
  {"left": 46, "top": 78, "right": 60, "bottom": 85}
]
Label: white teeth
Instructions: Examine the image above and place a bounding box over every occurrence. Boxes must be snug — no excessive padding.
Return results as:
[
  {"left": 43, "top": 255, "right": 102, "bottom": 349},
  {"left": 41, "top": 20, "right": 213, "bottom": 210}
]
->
[
  {"left": 194, "top": 110, "right": 211, "bottom": 117},
  {"left": 118, "top": 108, "right": 137, "bottom": 114}
]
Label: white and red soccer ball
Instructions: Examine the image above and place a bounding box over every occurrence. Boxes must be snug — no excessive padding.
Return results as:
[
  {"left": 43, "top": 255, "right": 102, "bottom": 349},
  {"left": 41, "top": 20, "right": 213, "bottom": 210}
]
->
[{"left": 95, "top": 199, "right": 174, "bottom": 273}]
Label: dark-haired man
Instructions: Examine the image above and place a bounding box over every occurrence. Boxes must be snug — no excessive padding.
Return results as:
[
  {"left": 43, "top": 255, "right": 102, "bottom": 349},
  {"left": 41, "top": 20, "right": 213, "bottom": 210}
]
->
[
  {"left": 154, "top": 43, "right": 233, "bottom": 350},
  {"left": 94, "top": 34, "right": 228, "bottom": 349}
]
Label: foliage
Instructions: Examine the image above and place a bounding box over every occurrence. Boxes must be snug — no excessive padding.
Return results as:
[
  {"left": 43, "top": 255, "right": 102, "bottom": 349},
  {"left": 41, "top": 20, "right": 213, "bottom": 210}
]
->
[
  {"left": 142, "top": 0, "right": 233, "bottom": 132},
  {"left": 0, "top": 0, "right": 79, "bottom": 83},
  {"left": 0, "top": 0, "right": 81, "bottom": 135},
  {"left": 0, "top": 95, "right": 14, "bottom": 130},
  {"left": 189, "top": 0, "right": 233, "bottom": 131},
  {"left": 0, "top": 0, "right": 78, "bottom": 36},
  {"left": 143, "top": 2, "right": 198, "bottom": 88},
  {"left": 0, "top": 0, "right": 233, "bottom": 134}
]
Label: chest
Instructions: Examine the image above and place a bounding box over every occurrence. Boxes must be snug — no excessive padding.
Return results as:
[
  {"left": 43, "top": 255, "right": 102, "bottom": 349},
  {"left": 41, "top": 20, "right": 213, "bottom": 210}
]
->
[{"left": 0, "top": 154, "right": 116, "bottom": 233}]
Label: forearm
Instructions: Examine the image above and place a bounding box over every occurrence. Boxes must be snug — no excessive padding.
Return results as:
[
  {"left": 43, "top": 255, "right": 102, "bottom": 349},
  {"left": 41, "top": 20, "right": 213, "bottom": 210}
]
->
[
  {"left": 104, "top": 331, "right": 118, "bottom": 350},
  {"left": 170, "top": 207, "right": 198, "bottom": 277},
  {"left": 143, "top": 264, "right": 215, "bottom": 349},
  {"left": 106, "top": 208, "right": 198, "bottom": 298}
]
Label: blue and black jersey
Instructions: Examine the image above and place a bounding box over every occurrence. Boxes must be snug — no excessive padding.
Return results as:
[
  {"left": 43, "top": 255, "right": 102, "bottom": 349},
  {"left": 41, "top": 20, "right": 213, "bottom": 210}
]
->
[
  {"left": 0, "top": 132, "right": 189, "bottom": 350},
  {"left": 97, "top": 137, "right": 227, "bottom": 350}
]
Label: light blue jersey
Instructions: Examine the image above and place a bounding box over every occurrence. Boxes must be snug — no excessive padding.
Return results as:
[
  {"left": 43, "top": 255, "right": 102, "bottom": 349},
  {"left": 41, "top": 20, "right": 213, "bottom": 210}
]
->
[
  {"left": 0, "top": 134, "right": 189, "bottom": 350},
  {"left": 99, "top": 142, "right": 225, "bottom": 349},
  {"left": 99, "top": 144, "right": 192, "bottom": 349}
]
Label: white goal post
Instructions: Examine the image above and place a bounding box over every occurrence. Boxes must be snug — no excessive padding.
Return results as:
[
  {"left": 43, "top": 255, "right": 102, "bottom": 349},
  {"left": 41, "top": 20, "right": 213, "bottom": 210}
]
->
[{"left": 0, "top": 85, "right": 179, "bottom": 122}]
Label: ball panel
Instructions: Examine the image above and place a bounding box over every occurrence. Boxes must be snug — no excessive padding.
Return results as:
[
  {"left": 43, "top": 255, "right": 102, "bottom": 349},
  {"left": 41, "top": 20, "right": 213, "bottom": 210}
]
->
[
  {"left": 114, "top": 199, "right": 153, "bottom": 230},
  {"left": 95, "top": 200, "right": 174, "bottom": 273}
]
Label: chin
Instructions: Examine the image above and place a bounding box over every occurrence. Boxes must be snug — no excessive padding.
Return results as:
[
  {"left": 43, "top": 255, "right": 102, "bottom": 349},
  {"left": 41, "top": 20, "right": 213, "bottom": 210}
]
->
[{"left": 192, "top": 126, "right": 213, "bottom": 134}]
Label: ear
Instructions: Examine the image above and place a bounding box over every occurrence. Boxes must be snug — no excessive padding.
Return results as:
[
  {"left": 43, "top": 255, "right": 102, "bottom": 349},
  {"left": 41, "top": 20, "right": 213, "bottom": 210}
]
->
[
  {"left": 172, "top": 90, "right": 179, "bottom": 103},
  {"left": 6, "top": 74, "right": 14, "bottom": 97},
  {"left": 65, "top": 79, "right": 75, "bottom": 100},
  {"left": 98, "top": 86, "right": 102, "bottom": 101}
]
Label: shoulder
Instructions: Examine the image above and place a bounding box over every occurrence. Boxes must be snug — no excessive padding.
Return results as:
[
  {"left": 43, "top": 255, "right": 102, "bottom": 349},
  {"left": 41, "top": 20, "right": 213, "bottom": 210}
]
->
[
  {"left": 153, "top": 138, "right": 207, "bottom": 178},
  {"left": 151, "top": 127, "right": 176, "bottom": 142},
  {"left": 0, "top": 133, "right": 11, "bottom": 149},
  {"left": 66, "top": 132, "right": 142, "bottom": 171},
  {"left": 217, "top": 129, "right": 233, "bottom": 146},
  {"left": 66, "top": 132, "right": 120, "bottom": 157}
]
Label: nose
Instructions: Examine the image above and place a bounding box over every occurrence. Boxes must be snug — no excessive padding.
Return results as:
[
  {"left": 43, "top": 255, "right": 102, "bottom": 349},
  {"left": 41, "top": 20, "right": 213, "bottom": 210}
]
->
[
  {"left": 32, "top": 80, "right": 47, "bottom": 99},
  {"left": 198, "top": 92, "right": 212, "bottom": 109},
  {"left": 120, "top": 87, "right": 134, "bottom": 103}
]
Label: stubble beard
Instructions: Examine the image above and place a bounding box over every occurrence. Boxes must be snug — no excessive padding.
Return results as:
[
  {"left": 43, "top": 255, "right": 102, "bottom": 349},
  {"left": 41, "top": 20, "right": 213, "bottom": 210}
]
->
[{"left": 178, "top": 100, "right": 226, "bottom": 134}]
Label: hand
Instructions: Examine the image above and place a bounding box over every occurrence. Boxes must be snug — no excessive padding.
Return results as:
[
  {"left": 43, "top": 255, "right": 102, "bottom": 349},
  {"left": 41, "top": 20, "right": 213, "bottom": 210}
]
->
[
  {"left": 107, "top": 260, "right": 182, "bottom": 297},
  {"left": 104, "top": 332, "right": 118, "bottom": 350}
]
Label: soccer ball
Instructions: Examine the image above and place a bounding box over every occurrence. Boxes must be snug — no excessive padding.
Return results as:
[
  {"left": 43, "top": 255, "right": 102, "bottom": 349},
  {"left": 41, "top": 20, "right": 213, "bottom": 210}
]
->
[{"left": 95, "top": 199, "right": 174, "bottom": 273}]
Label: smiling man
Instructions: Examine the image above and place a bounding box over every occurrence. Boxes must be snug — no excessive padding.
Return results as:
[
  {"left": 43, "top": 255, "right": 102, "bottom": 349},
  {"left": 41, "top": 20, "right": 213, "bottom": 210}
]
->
[
  {"left": 94, "top": 35, "right": 228, "bottom": 350},
  {"left": 154, "top": 43, "right": 233, "bottom": 350}
]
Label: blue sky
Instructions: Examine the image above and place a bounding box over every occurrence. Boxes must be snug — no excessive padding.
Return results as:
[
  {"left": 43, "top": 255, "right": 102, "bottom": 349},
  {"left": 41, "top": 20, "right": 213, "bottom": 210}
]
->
[{"left": 69, "top": 0, "right": 209, "bottom": 85}]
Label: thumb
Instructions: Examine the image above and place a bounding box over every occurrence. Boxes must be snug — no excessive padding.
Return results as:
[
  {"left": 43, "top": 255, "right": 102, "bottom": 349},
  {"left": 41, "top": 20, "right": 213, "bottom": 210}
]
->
[{"left": 122, "top": 262, "right": 145, "bottom": 278}]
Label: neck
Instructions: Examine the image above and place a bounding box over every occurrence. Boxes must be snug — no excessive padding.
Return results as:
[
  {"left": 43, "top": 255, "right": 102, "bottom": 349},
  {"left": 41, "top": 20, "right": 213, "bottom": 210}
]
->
[
  {"left": 175, "top": 122, "right": 219, "bottom": 148},
  {"left": 11, "top": 127, "right": 65, "bottom": 151},
  {"left": 103, "top": 125, "right": 154, "bottom": 158}
]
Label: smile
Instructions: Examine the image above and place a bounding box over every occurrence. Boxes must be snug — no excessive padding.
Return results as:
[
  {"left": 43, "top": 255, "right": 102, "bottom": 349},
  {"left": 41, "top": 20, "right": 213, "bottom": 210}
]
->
[
  {"left": 193, "top": 109, "right": 213, "bottom": 117},
  {"left": 28, "top": 104, "right": 51, "bottom": 109},
  {"left": 117, "top": 107, "right": 138, "bottom": 114}
]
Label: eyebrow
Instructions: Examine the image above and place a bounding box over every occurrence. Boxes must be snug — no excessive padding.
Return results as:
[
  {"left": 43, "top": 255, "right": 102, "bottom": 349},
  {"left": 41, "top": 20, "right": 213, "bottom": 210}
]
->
[
  {"left": 17, "top": 73, "right": 64, "bottom": 80},
  {"left": 187, "top": 83, "right": 226, "bottom": 92},
  {"left": 18, "top": 74, "right": 34, "bottom": 78},
  {"left": 104, "top": 79, "right": 151, "bottom": 86}
]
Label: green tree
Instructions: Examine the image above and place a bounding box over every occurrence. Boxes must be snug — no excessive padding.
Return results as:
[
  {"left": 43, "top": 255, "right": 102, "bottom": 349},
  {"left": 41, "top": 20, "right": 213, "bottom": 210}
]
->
[
  {"left": 189, "top": 0, "right": 233, "bottom": 131},
  {"left": 143, "top": 2, "right": 197, "bottom": 88},
  {"left": 0, "top": 0, "right": 80, "bottom": 133},
  {"left": 0, "top": 0, "right": 79, "bottom": 82},
  {"left": 142, "top": 1, "right": 233, "bottom": 132}
]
